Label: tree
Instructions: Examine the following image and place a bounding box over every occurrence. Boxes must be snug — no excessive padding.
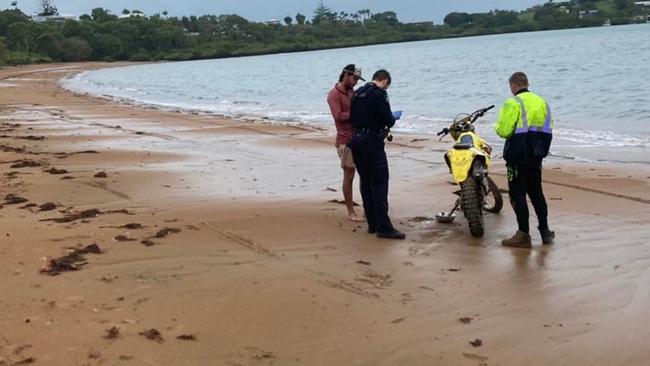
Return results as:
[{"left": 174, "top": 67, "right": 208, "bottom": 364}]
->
[
  {"left": 11, "top": 1, "right": 17, "bottom": 9},
  {"left": 122, "top": 9, "right": 130, "bottom": 15},
  {"left": 284, "top": 16, "right": 292, "bottom": 25},
  {"left": 371, "top": 11, "right": 399, "bottom": 26},
  {"left": 313, "top": 1, "right": 336, "bottom": 24},
  {"left": 58, "top": 37, "right": 91, "bottom": 61},
  {"left": 357, "top": 9, "right": 371, "bottom": 23},
  {"left": 91, "top": 8, "right": 117, "bottom": 22},
  {"left": 295, "top": 13, "right": 306, "bottom": 25},
  {"left": 38, "top": 0, "right": 58, "bottom": 16},
  {"left": 443, "top": 12, "right": 472, "bottom": 27}
]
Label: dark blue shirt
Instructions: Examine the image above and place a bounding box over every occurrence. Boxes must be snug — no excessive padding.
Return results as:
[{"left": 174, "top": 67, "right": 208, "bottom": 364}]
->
[{"left": 350, "top": 82, "right": 396, "bottom": 130}]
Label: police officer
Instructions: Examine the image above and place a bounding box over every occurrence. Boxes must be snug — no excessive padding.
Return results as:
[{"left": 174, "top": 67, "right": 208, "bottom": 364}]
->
[
  {"left": 494, "top": 72, "right": 555, "bottom": 248},
  {"left": 349, "top": 69, "right": 405, "bottom": 240}
]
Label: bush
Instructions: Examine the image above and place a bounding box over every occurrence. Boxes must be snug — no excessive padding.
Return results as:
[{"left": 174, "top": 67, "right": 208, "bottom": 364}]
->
[{"left": 58, "top": 37, "right": 92, "bottom": 61}]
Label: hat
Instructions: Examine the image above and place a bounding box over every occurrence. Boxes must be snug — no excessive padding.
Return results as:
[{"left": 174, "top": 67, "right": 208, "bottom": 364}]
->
[{"left": 342, "top": 64, "right": 365, "bottom": 81}]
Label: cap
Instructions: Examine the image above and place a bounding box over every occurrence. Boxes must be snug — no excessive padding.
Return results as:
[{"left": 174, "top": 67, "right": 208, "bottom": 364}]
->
[{"left": 342, "top": 64, "right": 365, "bottom": 81}]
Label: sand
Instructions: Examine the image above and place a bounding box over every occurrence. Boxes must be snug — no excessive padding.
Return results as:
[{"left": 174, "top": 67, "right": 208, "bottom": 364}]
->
[{"left": 1, "top": 63, "right": 649, "bottom": 366}]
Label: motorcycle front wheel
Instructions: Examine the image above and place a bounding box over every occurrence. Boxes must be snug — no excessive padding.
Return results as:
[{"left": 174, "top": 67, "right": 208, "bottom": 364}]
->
[{"left": 483, "top": 176, "right": 503, "bottom": 213}]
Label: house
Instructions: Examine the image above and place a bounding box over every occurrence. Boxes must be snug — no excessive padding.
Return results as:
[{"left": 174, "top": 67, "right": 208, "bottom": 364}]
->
[
  {"left": 578, "top": 10, "right": 599, "bottom": 19},
  {"left": 119, "top": 11, "right": 146, "bottom": 19},
  {"left": 634, "top": 1, "right": 650, "bottom": 6},
  {"left": 264, "top": 19, "right": 281, "bottom": 26},
  {"left": 406, "top": 21, "right": 434, "bottom": 27},
  {"left": 31, "top": 14, "right": 75, "bottom": 22}
]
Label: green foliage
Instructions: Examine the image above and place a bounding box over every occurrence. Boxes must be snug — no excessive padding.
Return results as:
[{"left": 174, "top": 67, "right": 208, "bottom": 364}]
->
[{"left": 0, "top": 0, "right": 645, "bottom": 66}]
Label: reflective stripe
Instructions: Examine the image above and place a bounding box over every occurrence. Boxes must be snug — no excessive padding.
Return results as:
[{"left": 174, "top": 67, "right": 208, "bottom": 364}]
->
[{"left": 512, "top": 96, "right": 552, "bottom": 135}]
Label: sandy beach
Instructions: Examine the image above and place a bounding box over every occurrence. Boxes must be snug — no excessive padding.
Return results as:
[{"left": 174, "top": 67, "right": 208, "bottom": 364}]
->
[{"left": 1, "top": 63, "right": 649, "bottom": 366}]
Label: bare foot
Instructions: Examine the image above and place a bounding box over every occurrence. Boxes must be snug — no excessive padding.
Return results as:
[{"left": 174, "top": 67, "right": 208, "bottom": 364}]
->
[{"left": 348, "top": 213, "right": 366, "bottom": 222}]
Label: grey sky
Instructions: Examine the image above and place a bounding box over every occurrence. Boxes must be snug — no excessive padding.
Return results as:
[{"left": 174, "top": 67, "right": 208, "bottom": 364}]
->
[{"left": 10, "top": 0, "right": 544, "bottom": 23}]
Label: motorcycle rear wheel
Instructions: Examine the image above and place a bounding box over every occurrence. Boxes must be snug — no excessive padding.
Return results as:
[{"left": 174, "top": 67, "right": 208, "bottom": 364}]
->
[
  {"left": 460, "top": 164, "right": 485, "bottom": 237},
  {"left": 483, "top": 176, "right": 503, "bottom": 213}
]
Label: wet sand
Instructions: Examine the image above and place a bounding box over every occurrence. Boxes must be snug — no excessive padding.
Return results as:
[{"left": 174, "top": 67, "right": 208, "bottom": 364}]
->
[{"left": 1, "top": 63, "right": 650, "bottom": 366}]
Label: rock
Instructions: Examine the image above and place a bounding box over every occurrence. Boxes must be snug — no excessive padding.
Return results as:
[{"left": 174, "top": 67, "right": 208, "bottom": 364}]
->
[
  {"left": 39, "top": 202, "right": 57, "bottom": 212},
  {"left": 94, "top": 171, "right": 108, "bottom": 178}
]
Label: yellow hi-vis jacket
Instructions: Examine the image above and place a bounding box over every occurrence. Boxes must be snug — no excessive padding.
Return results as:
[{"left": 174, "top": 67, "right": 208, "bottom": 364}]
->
[{"left": 493, "top": 90, "right": 554, "bottom": 163}]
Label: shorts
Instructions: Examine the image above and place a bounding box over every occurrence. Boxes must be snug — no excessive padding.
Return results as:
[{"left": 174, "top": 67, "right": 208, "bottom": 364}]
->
[{"left": 336, "top": 144, "right": 355, "bottom": 169}]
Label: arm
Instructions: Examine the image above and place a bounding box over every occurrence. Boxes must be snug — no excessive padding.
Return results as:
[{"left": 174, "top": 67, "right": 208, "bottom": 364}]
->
[
  {"left": 327, "top": 91, "right": 350, "bottom": 122},
  {"left": 375, "top": 91, "right": 396, "bottom": 129},
  {"left": 493, "top": 99, "right": 519, "bottom": 139}
]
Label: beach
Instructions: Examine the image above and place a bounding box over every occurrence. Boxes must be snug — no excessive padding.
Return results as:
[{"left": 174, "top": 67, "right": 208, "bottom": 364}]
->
[{"left": 1, "top": 63, "right": 650, "bottom": 365}]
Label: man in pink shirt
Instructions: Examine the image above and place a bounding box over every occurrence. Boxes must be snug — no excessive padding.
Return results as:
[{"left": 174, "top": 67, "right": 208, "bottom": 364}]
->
[{"left": 327, "top": 64, "right": 365, "bottom": 222}]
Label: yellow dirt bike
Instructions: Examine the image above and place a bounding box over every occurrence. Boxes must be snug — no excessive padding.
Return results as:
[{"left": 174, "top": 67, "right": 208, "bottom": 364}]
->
[{"left": 435, "top": 105, "right": 503, "bottom": 237}]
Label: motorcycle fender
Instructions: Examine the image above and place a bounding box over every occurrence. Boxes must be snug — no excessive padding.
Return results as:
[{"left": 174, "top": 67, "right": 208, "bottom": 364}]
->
[{"left": 447, "top": 149, "right": 474, "bottom": 183}]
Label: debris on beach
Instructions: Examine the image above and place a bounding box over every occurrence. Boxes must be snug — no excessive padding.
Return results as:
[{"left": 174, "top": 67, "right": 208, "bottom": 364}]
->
[
  {"left": 356, "top": 260, "right": 372, "bottom": 266},
  {"left": 104, "top": 326, "right": 120, "bottom": 339},
  {"left": 121, "top": 223, "right": 143, "bottom": 229},
  {"left": 94, "top": 171, "right": 108, "bottom": 178},
  {"left": 141, "top": 239, "right": 155, "bottom": 246},
  {"left": 469, "top": 339, "right": 483, "bottom": 347},
  {"left": 176, "top": 334, "right": 197, "bottom": 341},
  {"left": 448, "top": 267, "right": 462, "bottom": 272},
  {"left": 153, "top": 227, "right": 181, "bottom": 238},
  {"left": 40, "top": 244, "right": 103, "bottom": 275},
  {"left": 15, "top": 135, "right": 45, "bottom": 141},
  {"left": 19, "top": 203, "right": 38, "bottom": 210},
  {"left": 459, "top": 317, "right": 473, "bottom": 324},
  {"left": 114, "top": 235, "right": 136, "bottom": 242},
  {"left": 39, "top": 202, "right": 57, "bottom": 211},
  {"left": 139, "top": 328, "right": 164, "bottom": 343},
  {"left": 4, "top": 194, "right": 28, "bottom": 205},
  {"left": 10, "top": 160, "right": 41, "bottom": 168},
  {"left": 44, "top": 167, "right": 68, "bottom": 175},
  {"left": 39, "top": 208, "right": 131, "bottom": 223},
  {"left": 13, "top": 357, "right": 36, "bottom": 365}
]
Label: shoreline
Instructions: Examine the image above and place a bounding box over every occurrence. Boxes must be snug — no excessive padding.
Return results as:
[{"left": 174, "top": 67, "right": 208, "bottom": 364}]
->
[
  {"left": 1, "top": 63, "right": 650, "bottom": 365},
  {"left": 62, "top": 59, "right": 650, "bottom": 167}
]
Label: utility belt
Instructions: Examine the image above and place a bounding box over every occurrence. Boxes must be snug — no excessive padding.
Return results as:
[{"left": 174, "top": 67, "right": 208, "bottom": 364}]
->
[{"left": 354, "top": 127, "right": 387, "bottom": 136}]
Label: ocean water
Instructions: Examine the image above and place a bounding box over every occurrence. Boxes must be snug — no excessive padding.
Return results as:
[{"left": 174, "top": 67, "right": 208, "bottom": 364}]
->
[{"left": 63, "top": 24, "right": 650, "bottom": 164}]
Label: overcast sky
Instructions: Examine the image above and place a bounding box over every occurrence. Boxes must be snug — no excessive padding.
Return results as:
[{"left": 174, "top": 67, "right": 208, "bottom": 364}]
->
[{"left": 8, "top": 0, "right": 544, "bottom": 23}]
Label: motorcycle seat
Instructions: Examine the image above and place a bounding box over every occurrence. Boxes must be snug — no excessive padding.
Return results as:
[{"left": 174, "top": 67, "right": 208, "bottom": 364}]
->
[{"left": 453, "top": 142, "right": 472, "bottom": 150}]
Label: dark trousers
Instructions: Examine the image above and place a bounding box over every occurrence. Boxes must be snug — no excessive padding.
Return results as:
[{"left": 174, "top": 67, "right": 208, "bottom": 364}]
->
[
  {"left": 507, "top": 162, "right": 549, "bottom": 234},
  {"left": 350, "top": 134, "right": 394, "bottom": 233}
]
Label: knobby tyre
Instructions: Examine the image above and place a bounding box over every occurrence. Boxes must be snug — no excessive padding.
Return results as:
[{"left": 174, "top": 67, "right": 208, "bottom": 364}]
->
[
  {"left": 483, "top": 175, "right": 503, "bottom": 213},
  {"left": 460, "top": 172, "right": 485, "bottom": 237}
]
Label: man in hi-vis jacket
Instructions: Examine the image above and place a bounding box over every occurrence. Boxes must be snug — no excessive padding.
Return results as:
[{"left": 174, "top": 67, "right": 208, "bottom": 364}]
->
[{"left": 494, "top": 72, "right": 555, "bottom": 249}]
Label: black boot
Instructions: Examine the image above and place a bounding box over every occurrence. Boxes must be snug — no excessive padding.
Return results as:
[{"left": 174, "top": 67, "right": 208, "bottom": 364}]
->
[
  {"left": 377, "top": 229, "right": 406, "bottom": 240},
  {"left": 540, "top": 229, "right": 555, "bottom": 245}
]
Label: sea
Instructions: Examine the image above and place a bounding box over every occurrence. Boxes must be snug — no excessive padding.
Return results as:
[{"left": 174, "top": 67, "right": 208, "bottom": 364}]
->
[{"left": 62, "top": 24, "right": 650, "bottom": 164}]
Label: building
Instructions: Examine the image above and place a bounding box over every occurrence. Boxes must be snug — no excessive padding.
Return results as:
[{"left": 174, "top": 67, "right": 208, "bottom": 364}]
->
[
  {"left": 264, "top": 19, "right": 281, "bottom": 26},
  {"left": 31, "top": 14, "right": 75, "bottom": 22},
  {"left": 578, "top": 10, "right": 599, "bottom": 19},
  {"left": 119, "top": 11, "right": 146, "bottom": 19},
  {"left": 634, "top": 1, "right": 650, "bottom": 6}
]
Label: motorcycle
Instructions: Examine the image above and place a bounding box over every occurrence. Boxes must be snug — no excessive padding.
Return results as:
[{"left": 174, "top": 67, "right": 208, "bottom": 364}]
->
[{"left": 435, "top": 105, "right": 503, "bottom": 237}]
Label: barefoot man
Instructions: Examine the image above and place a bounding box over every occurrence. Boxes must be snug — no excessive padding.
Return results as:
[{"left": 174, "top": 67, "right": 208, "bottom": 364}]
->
[{"left": 327, "top": 64, "right": 365, "bottom": 222}]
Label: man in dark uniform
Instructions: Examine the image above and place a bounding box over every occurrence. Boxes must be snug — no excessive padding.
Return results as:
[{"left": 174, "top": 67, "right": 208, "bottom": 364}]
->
[{"left": 349, "top": 69, "right": 406, "bottom": 240}]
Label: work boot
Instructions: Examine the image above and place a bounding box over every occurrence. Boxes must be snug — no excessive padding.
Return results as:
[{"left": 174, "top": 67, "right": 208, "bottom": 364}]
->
[
  {"left": 501, "top": 231, "right": 532, "bottom": 249},
  {"left": 540, "top": 229, "right": 555, "bottom": 245},
  {"left": 377, "top": 229, "right": 406, "bottom": 240}
]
